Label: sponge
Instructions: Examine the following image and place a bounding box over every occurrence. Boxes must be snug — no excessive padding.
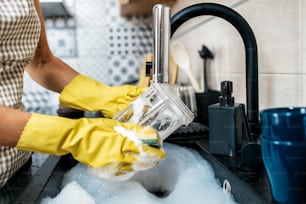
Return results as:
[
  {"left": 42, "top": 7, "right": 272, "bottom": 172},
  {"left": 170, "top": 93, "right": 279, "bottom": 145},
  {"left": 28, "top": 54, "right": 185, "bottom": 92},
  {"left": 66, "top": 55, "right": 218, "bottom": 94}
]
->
[{"left": 138, "top": 126, "right": 162, "bottom": 148}]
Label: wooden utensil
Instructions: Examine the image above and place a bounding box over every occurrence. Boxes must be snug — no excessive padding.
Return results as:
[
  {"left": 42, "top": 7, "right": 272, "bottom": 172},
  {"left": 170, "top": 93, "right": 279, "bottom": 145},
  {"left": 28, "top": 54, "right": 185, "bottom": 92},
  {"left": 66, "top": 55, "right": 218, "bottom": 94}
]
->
[{"left": 137, "top": 52, "right": 178, "bottom": 88}]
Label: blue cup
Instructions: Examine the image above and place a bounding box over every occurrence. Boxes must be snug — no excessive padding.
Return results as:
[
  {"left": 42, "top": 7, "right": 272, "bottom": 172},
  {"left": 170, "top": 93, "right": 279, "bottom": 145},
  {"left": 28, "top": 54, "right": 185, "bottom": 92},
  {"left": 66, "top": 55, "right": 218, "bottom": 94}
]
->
[
  {"left": 260, "top": 107, "right": 306, "bottom": 141},
  {"left": 260, "top": 136, "right": 306, "bottom": 203},
  {"left": 260, "top": 107, "right": 306, "bottom": 203}
]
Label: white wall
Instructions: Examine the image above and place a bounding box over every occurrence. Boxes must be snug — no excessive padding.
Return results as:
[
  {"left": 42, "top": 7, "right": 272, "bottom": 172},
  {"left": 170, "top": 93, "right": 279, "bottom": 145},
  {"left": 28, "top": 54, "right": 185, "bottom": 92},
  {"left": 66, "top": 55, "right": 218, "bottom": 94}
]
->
[{"left": 171, "top": 0, "right": 305, "bottom": 111}]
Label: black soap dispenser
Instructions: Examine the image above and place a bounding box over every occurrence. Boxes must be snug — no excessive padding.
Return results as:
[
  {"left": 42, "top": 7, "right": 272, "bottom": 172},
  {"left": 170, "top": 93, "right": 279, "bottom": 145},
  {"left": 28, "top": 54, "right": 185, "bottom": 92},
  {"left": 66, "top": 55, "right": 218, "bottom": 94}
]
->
[{"left": 208, "top": 81, "right": 243, "bottom": 157}]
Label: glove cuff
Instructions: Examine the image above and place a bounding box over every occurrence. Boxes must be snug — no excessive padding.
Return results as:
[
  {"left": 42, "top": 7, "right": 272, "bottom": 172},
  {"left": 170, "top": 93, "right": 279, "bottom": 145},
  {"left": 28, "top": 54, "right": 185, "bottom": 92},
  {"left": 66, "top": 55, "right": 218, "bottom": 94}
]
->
[
  {"left": 17, "top": 113, "right": 74, "bottom": 155},
  {"left": 59, "top": 74, "right": 106, "bottom": 112}
]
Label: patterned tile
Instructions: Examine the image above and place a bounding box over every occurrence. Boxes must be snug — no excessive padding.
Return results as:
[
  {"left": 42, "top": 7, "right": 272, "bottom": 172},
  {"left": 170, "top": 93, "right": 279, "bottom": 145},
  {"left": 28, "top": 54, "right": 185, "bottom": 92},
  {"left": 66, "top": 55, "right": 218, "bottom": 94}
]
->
[{"left": 23, "top": 0, "right": 154, "bottom": 113}]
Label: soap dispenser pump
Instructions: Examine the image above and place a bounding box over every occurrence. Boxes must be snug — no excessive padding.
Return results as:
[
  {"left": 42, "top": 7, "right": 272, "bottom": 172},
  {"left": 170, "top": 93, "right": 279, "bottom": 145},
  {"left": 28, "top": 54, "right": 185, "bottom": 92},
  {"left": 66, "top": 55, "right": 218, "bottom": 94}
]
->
[{"left": 208, "top": 81, "right": 243, "bottom": 157}]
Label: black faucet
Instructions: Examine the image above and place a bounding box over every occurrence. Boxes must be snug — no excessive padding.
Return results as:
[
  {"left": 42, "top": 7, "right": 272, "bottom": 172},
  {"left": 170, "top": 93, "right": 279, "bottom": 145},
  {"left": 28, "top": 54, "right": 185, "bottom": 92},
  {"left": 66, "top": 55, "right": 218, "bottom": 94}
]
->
[{"left": 171, "top": 3, "right": 260, "bottom": 138}]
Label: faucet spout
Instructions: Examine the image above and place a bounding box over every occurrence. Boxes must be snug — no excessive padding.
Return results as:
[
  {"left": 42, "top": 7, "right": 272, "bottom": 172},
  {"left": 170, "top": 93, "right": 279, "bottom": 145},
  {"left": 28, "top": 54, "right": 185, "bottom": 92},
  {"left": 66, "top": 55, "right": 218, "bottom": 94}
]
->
[
  {"left": 171, "top": 3, "right": 259, "bottom": 136},
  {"left": 152, "top": 4, "right": 171, "bottom": 84}
]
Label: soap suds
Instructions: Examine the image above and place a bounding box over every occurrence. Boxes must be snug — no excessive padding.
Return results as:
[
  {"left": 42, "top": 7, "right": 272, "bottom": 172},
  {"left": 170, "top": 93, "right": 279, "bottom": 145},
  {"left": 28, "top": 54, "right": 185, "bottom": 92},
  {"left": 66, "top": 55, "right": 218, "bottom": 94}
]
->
[
  {"left": 41, "top": 181, "right": 95, "bottom": 204},
  {"left": 87, "top": 126, "right": 161, "bottom": 181},
  {"left": 42, "top": 143, "right": 237, "bottom": 204}
]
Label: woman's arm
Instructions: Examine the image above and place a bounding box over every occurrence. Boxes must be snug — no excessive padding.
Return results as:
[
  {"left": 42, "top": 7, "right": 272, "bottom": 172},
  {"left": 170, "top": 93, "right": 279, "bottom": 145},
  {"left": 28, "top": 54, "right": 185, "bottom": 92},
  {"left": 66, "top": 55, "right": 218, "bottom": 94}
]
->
[
  {"left": 25, "top": 0, "right": 79, "bottom": 93},
  {"left": 0, "top": 105, "right": 31, "bottom": 146},
  {"left": 0, "top": 0, "right": 80, "bottom": 146}
]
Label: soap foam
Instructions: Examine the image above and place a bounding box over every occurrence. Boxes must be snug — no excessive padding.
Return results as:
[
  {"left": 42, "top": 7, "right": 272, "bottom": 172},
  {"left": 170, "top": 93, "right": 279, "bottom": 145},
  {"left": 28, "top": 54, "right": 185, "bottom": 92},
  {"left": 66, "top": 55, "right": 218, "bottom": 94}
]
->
[
  {"left": 86, "top": 126, "right": 161, "bottom": 181},
  {"left": 41, "top": 181, "right": 95, "bottom": 204},
  {"left": 42, "top": 143, "right": 237, "bottom": 204}
]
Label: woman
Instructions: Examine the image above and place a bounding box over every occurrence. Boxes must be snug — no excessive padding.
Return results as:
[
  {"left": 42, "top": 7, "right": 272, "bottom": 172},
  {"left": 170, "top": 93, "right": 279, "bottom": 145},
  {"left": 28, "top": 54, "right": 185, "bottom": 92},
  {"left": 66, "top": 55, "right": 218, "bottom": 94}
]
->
[{"left": 0, "top": 0, "right": 165, "bottom": 188}]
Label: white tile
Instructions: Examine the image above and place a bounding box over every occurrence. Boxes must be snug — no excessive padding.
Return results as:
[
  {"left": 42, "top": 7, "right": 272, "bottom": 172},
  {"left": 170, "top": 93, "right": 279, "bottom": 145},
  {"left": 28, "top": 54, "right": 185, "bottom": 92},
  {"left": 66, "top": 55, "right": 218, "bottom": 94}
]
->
[
  {"left": 259, "top": 74, "right": 301, "bottom": 110},
  {"left": 173, "top": 15, "right": 247, "bottom": 87},
  {"left": 246, "top": 0, "right": 301, "bottom": 74},
  {"left": 302, "top": 0, "right": 306, "bottom": 74},
  {"left": 47, "top": 29, "right": 77, "bottom": 57},
  {"left": 302, "top": 74, "right": 306, "bottom": 104}
]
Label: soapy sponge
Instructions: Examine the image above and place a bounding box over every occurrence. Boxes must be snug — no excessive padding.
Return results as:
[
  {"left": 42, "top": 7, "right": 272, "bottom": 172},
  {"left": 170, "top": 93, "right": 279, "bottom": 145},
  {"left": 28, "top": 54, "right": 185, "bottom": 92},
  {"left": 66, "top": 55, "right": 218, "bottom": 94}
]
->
[{"left": 138, "top": 126, "right": 162, "bottom": 148}]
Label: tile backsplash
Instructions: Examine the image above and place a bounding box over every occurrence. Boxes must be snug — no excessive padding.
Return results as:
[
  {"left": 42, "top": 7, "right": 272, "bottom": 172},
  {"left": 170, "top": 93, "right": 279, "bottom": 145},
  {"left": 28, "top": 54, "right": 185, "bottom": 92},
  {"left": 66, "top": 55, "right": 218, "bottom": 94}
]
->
[
  {"left": 23, "top": 0, "right": 153, "bottom": 114},
  {"left": 171, "top": 0, "right": 305, "bottom": 111},
  {"left": 23, "top": 0, "right": 305, "bottom": 116}
]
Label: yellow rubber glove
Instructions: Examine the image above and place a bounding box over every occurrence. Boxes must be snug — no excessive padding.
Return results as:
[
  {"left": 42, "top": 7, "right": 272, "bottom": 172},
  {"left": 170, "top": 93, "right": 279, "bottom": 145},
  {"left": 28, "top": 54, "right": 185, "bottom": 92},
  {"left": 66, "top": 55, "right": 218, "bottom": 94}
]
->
[
  {"left": 59, "top": 74, "right": 145, "bottom": 118},
  {"left": 16, "top": 113, "right": 165, "bottom": 178}
]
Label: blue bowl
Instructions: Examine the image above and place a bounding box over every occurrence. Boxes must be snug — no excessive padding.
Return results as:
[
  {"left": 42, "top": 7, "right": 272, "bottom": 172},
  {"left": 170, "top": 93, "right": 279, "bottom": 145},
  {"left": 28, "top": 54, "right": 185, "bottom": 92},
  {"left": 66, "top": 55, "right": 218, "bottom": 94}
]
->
[
  {"left": 260, "top": 107, "right": 306, "bottom": 141},
  {"left": 260, "top": 136, "right": 306, "bottom": 203}
]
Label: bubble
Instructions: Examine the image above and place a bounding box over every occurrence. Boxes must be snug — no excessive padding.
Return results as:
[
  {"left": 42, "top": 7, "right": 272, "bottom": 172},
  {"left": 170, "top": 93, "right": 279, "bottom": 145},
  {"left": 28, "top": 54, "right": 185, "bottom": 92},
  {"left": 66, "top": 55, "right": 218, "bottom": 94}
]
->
[{"left": 42, "top": 143, "right": 237, "bottom": 204}]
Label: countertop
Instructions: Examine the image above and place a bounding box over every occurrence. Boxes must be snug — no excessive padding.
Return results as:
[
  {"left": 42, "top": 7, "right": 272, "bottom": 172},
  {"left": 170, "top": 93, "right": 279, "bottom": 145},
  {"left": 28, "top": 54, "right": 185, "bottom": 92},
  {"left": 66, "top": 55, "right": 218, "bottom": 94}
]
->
[{"left": 195, "top": 139, "right": 273, "bottom": 203}]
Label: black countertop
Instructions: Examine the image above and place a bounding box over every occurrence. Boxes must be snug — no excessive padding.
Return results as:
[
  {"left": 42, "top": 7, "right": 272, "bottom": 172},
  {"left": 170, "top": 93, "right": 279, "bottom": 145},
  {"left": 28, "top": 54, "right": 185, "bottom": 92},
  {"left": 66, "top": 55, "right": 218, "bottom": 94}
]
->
[{"left": 194, "top": 139, "right": 273, "bottom": 203}]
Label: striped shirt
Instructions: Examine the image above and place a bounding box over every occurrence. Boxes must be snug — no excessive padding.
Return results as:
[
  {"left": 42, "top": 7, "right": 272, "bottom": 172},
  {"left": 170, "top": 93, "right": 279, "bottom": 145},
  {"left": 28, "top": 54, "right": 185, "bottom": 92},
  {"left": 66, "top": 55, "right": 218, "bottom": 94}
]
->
[{"left": 0, "top": 0, "right": 41, "bottom": 187}]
